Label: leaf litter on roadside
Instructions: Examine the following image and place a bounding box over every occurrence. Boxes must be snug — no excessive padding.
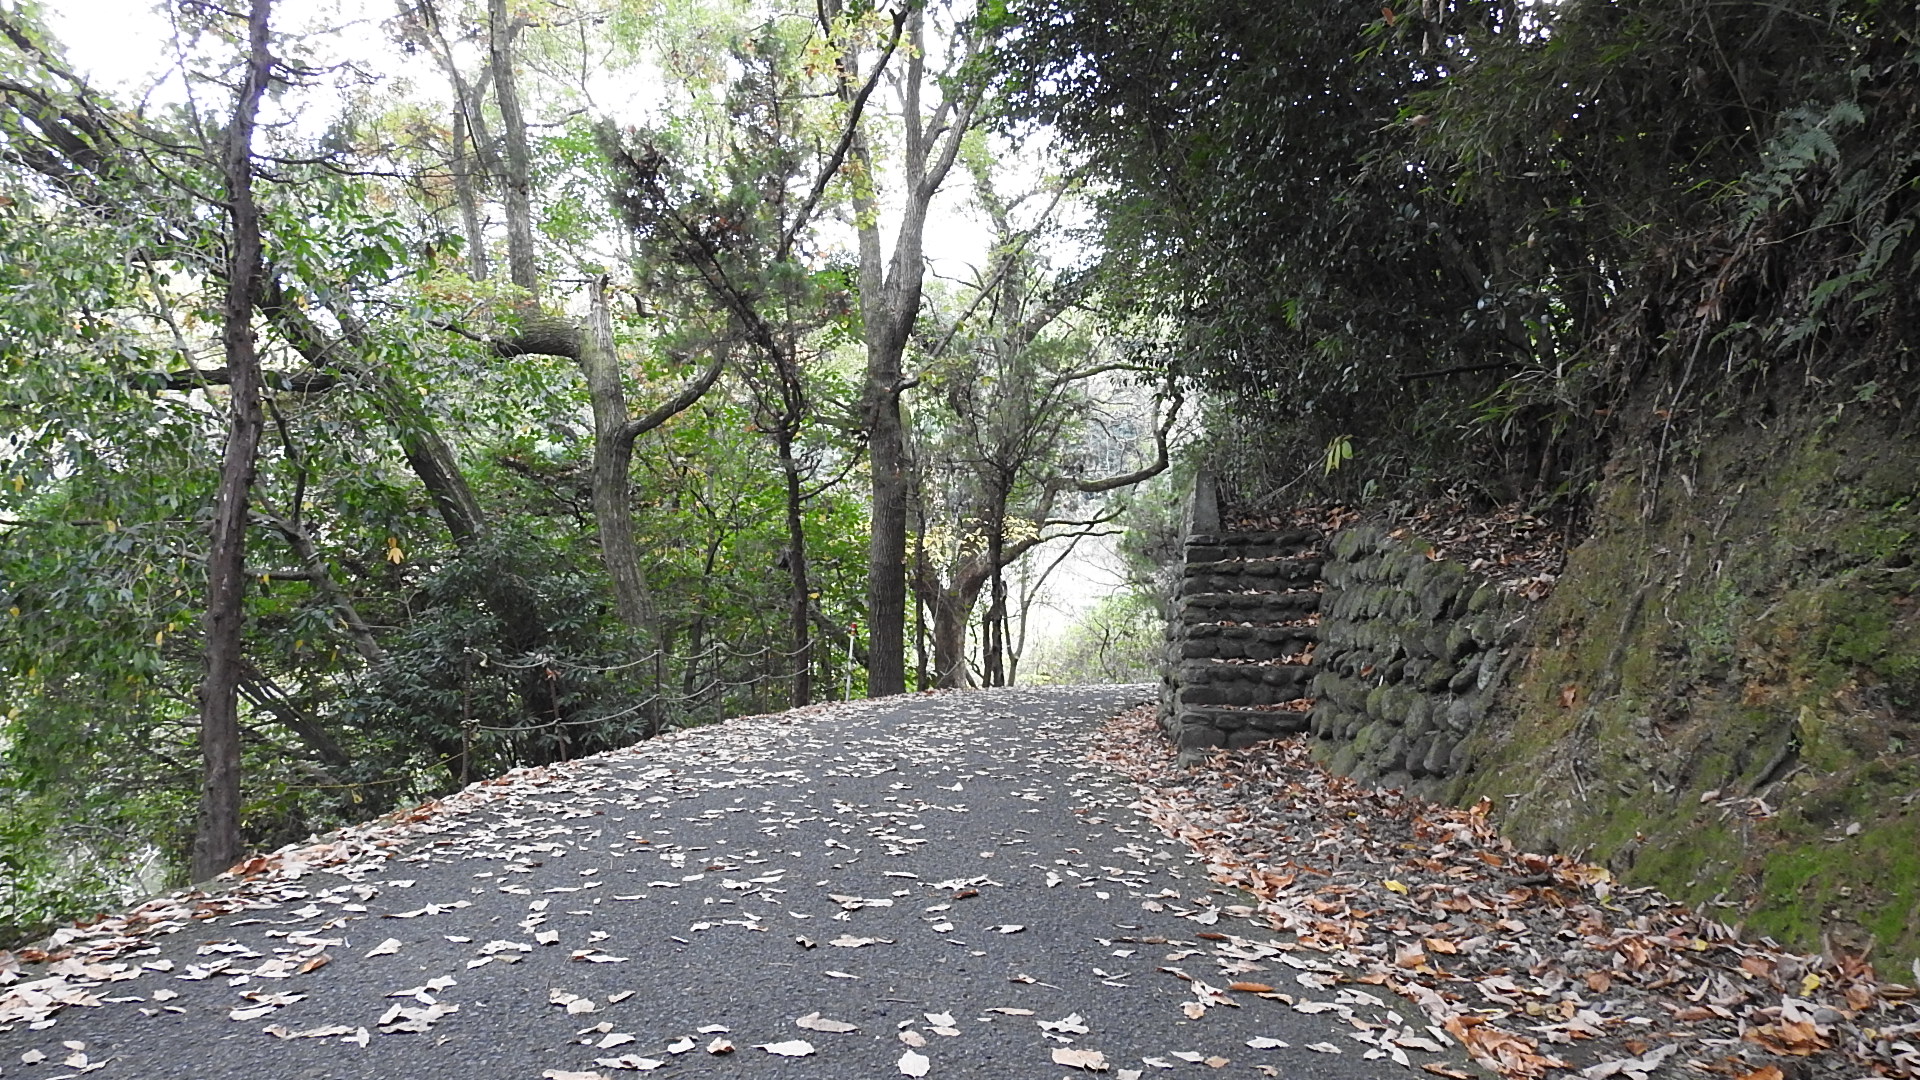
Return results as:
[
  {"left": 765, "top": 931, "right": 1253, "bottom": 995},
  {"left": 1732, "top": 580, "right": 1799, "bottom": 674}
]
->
[{"left": 1092, "top": 705, "right": 1920, "bottom": 1079}]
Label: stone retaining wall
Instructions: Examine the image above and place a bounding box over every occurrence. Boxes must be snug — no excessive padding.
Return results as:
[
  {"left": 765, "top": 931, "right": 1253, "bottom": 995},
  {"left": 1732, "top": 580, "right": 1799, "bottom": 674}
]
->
[{"left": 1306, "top": 525, "right": 1527, "bottom": 797}]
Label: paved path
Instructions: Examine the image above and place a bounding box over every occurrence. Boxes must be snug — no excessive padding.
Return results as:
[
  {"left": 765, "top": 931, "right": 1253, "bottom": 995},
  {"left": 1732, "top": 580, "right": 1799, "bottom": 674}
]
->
[{"left": 1, "top": 686, "right": 1438, "bottom": 1079}]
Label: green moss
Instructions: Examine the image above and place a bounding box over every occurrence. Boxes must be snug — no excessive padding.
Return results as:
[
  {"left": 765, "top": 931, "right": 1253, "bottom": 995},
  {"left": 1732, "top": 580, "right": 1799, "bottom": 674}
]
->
[{"left": 1458, "top": 408, "right": 1920, "bottom": 967}]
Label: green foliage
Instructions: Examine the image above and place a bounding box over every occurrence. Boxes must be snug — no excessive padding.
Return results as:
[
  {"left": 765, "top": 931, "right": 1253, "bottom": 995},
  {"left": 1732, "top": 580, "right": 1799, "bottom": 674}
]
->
[{"left": 997, "top": 0, "right": 1920, "bottom": 513}]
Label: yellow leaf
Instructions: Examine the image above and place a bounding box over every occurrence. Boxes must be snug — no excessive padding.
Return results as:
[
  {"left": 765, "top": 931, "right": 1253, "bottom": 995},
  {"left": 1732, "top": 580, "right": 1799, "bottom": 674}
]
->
[
  {"left": 1384, "top": 879, "right": 1409, "bottom": 895},
  {"left": 1801, "top": 973, "right": 1821, "bottom": 995}
]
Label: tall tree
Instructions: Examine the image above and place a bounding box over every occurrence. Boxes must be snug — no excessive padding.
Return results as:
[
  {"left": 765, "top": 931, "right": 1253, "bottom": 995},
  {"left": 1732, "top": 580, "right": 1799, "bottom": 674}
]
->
[
  {"left": 602, "top": 12, "right": 892, "bottom": 706},
  {"left": 822, "top": 0, "right": 985, "bottom": 696},
  {"left": 193, "top": 0, "right": 276, "bottom": 882}
]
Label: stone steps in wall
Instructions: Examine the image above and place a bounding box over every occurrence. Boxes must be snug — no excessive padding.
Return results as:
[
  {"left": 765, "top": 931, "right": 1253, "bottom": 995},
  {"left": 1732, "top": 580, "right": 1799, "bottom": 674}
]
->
[
  {"left": 1174, "top": 624, "right": 1316, "bottom": 661},
  {"left": 1181, "top": 558, "right": 1323, "bottom": 595},
  {"left": 1176, "top": 590, "right": 1320, "bottom": 623},
  {"left": 1176, "top": 660, "right": 1313, "bottom": 693},
  {"left": 1164, "top": 527, "right": 1328, "bottom": 763},
  {"left": 1184, "top": 530, "right": 1318, "bottom": 563}
]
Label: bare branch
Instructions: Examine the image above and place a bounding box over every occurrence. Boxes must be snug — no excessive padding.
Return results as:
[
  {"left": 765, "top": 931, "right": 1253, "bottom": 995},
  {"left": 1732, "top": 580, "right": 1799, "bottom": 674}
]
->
[{"left": 1073, "top": 389, "right": 1183, "bottom": 494}]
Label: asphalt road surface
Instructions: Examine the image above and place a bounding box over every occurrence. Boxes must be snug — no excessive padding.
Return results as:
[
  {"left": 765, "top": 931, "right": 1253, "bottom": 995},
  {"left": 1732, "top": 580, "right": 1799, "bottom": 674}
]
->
[{"left": 1, "top": 686, "right": 1441, "bottom": 1079}]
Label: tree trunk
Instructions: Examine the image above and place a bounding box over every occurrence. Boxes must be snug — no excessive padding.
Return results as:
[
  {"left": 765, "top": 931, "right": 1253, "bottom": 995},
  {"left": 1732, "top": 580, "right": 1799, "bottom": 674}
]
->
[
  {"left": 487, "top": 0, "right": 537, "bottom": 294},
  {"left": 912, "top": 502, "right": 931, "bottom": 689},
  {"left": 828, "top": 3, "right": 980, "bottom": 697},
  {"left": 925, "top": 560, "right": 990, "bottom": 689},
  {"left": 777, "top": 432, "right": 812, "bottom": 708},
  {"left": 580, "top": 279, "right": 652, "bottom": 628},
  {"left": 192, "top": 0, "right": 273, "bottom": 883},
  {"left": 984, "top": 515, "right": 1007, "bottom": 687},
  {"left": 449, "top": 102, "right": 488, "bottom": 281},
  {"left": 864, "top": 381, "right": 910, "bottom": 695}
]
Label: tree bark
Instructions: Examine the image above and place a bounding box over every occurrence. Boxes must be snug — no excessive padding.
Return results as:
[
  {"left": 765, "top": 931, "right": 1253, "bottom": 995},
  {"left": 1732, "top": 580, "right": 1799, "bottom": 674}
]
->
[
  {"left": 983, "top": 505, "right": 1008, "bottom": 686},
  {"left": 487, "top": 0, "right": 537, "bottom": 294},
  {"left": 926, "top": 564, "right": 989, "bottom": 689},
  {"left": 192, "top": 0, "right": 273, "bottom": 883},
  {"left": 578, "top": 277, "right": 725, "bottom": 630},
  {"left": 776, "top": 431, "right": 812, "bottom": 708},
  {"left": 581, "top": 279, "right": 651, "bottom": 628},
  {"left": 449, "top": 101, "right": 488, "bottom": 281}
]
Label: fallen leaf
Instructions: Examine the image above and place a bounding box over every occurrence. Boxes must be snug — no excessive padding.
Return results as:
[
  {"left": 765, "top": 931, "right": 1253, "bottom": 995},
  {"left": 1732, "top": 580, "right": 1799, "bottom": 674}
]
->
[
  {"left": 1246, "top": 1037, "right": 1288, "bottom": 1049},
  {"left": 900, "top": 1049, "right": 931, "bottom": 1076},
  {"left": 665, "top": 1036, "right": 696, "bottom": 1054},
  {"left": 900, "top": 1030, "right": 928, "bottom": 1047},
  {"left": 365, "top": 937, "right": 403, "bottom": 957},
  {"left": 706, "top": 1037, "right": 733, "bottom": 1055},
  {"left": 757, "top": 1040, "right": 816, "bottom": 1057},
  {"left": 541, "top": 1071, "right": 609, "bottom": 1080},
  {"left": 796, "top": 1012, "right": 858, "bottom": 1033},
  {"left": 1052, "top": 1047, "right": 1110, "bottom": 1071},
  {"left": 1038, "top": 1013, "right": 1091, "bottom": 1034},
  {"left": 991, "top": 924, "right": 1025, "bottom": 934},
  {"left": 1227, "top": 982, "right": 1274, "bottom": 993},
  {"left": 1383, "top": 879, "right": 1409, "bottom": 895},
  {"left": 592, "top": 1056, "right": 664, "bottom": 1071}
]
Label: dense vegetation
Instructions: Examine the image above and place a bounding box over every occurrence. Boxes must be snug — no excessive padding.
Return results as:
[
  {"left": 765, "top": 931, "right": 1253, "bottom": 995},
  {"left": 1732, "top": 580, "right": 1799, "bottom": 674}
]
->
[
  {"left": 997, "top": 0, "right": 1919, "bottom": 510},
  {"left": 0, "top": 0, "right": 1173, "bottom": 942}
]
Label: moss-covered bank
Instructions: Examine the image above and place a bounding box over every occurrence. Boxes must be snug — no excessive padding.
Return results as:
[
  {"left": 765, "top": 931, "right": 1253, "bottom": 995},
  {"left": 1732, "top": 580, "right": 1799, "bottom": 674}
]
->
[{"left": 1453, "top": 407, "right": 1920, "bottom": 966}]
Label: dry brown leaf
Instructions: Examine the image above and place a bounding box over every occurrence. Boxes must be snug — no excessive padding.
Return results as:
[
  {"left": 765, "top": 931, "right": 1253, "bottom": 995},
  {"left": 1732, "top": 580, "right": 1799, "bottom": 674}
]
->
[
  {"left": 1227, "top": 982, "right": 1274, "bottom": 993},
  {"left": 1051, "top": 1047, "right": 1110, "bottom": 1071},
  {"left": 796, "top": 1012, "right": 858, "bottom": 1033},
  {"left": 1744, "top": 1020, "right": 1829, "bottom": 1056}
]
